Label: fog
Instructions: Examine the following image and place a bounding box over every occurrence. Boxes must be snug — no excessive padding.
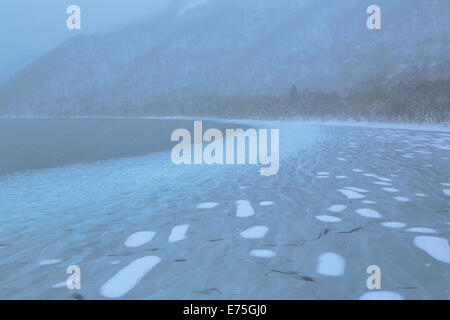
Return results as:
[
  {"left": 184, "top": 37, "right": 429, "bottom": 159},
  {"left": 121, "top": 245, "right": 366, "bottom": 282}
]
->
[{"left": 0, "top": 0, "right": 169, "bottom": 74}]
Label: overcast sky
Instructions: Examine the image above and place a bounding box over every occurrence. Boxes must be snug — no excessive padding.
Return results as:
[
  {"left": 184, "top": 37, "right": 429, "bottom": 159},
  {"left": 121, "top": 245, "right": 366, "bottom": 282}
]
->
[{"left": 0, "top": 0, "right": 168, "bottom": 72}]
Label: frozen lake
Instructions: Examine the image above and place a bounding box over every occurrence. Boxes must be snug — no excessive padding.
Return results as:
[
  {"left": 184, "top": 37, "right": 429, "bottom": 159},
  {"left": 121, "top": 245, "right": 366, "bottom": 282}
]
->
[{"left": 0, "top": 118, "right": 449, "bottom": 299}]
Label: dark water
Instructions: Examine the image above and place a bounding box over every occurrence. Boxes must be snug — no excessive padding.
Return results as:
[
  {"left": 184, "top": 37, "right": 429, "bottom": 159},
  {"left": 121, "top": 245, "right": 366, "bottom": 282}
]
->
[{"left": 0, "top": 118, "right": 249, "bottom": 176}]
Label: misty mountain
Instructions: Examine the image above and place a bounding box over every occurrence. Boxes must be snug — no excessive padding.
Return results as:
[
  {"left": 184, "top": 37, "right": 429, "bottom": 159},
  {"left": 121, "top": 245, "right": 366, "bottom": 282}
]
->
[{"left": 0, "top": 0, "right": 449, "bottom": 116}]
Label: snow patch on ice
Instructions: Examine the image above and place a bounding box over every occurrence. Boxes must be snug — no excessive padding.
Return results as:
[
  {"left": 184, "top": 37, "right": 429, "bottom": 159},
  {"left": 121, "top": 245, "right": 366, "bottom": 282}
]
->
[
  {"left": 356, "top": 208, "right": 382, "bottom": 218},
  {"left": 345, "top": 187, "right": 369, "bottom": 193},
  {"left": 316, "top": 252, "right": 346, "bottom": 276},
  {"left": 240, "top": 226, "right": 268, "bottom": 239},
  {"left": 359, "top": 291, "right": 404, "bottom": 300},
  {"left": 443, "top": 189, "right": 450, "bottom": 196},
  {"left": 413, "top": 236, "right": 450, "bottom": 263},
  {"left": 39, "top": 259, "right": 61, "bottom": 266},
  {"left": 100, "top": 256, "right": 161, "bottom": 298},
  {"left": 327, "top": 205, "right": 347, "bottom": 213},
  {"left": 394, "top": 196, "right": 410, "bottom": 202},
  {"left": 316, "top": 215, "right": 342, "bottom": 222},
  {"left": 259, "top": 201, "right": 274, "bottom": 206},
  {"left": 125, "top": 231, "right": 156, "bottom": 248},
  {"left": 406, "top": 227, "right": 437, "bottom": 234},
  {"left": 382, "top": 187, "right": 399, "bottom": 193},
  {"left": 338, "top": 189, "right": 365, "bottom": 199},
  {"left": 381, "top": 221, "right": 406, "bottom": 229},
  {"left": 197, "top": 202, "right": 218, "bottom": 209},
  {"left": 236, "top": 200, "right": 255, "bottom": 217},
  {"left": 168, "top": 225, "right": 189, "bottom": 243},
  {"left": 249, "top": 250, "right": 276, "bottom": 258}
]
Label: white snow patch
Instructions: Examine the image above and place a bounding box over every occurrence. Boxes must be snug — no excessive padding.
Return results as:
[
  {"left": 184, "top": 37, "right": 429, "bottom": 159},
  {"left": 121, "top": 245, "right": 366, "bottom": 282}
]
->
[
  {"left": 259, "top": 201, "right": 274, "bottom": 206},
  {"left": 100, "top": 256, "right": 161, "bottom": 298},
  {"left": 236, "top": 200, "right": 255, "bottom": 217},
  {"left": 317, "top": 172, "right": 330, "bottom": 176},
  {"left": 197, "top": 202, "right": 218, "bottom": 209},
  {"left": 352, "top": 169, "right": 364, "bottom": 173},
  {"left": 39, "top": 259, "right": 61, "bottom": 266},
  {"left": 125, "top": 231, "right": 156, "bottom": 248},
  {"left": 441, "top": 183, "right": 450, "bottom": 187},
  {"left": 443, "top": 189, "right": 450, "bottom": 196},
  {"left": 413, "top": 236, "right": 450, "bottom": 263},
  {"left": 52, "top": 281, "right": 67, "bottom": 289},
  {"left": 359, "top": 291, "right": 404, "bottom": 300},
  {"left": 316, "top": 252, "right": 346, "bottom": 276},
  {"left": 415, "top": 193, "right": 428, "bottom": 197},
  {"left": 327, "top": 205, "right": 347, "bottom": 213},
  {"left": 363, "top": 174, "right": 392, "bottom": 182},
  {"left": 394, "top": 196, "right": 410, "bottom": 202},
  {"left": 240, "top": 226, "right": 268, "bottom": 239},
  {"left": 406, "top": 227, "right": 437, "bottom": 234},
  {"left": 382, "top": 221, "right": 406, "bottom": 229},
  {"left": 339, "top": 189, "right": 365, "bottom": 199},
  {"left": 356, "top": 208, "right": 382, "bottom": 218},
  {"left": 382, "top": 187, "right": 399, "bottom": 193},
  {"left": 335, "top": 175, "right": 348, "bottom": 179},
  {"left": 345, "top": 186, "right": 369, "bottom": 193},
  {"left": 316, "top": 215, "right": 342, "bottom": 222},
  {"left": 249, "top": 250, "right": 276, "bottom": 258},
  {"left": 373, "top": 181, "right": 392, "bottom": 186},
  {"left": 168, "top": 225, "right": 189, "bottom": 243}
]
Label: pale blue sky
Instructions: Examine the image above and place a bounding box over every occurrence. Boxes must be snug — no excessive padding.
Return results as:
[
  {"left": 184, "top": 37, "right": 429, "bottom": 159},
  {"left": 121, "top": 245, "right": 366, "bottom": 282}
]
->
[{"left": 0, "top": 0, "right": 168, "bottom": 72}]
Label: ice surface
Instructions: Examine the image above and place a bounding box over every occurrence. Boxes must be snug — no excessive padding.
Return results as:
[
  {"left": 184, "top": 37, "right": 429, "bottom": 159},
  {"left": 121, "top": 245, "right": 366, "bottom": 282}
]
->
[
  {"left": 316, "top": 215, "right": 342, "bottom": 222},
  {"left": 124, "top": 231, "right": 156, "bottom": 248},
  {"left": 359, "top": 291, "right": 404, "bottom": 300},
  {"left": 413, "top": 236, "right": 450, "bottom": 263},
  {"left": 259, "top": 201, "right": 274, "bottom": 206},
  {"left": 356, "top": 208, "right": 382, "bottom": 218},
  {"left": 236, "top": 200, "right": 255, "bottom": 217},
  {"left": 100, "top": 256, "right": 161, "bottom": 298},
  {"left": 338, "top": 189, "right": 365, "bottom": 199},
  {"left": 168, "top": 225, "right": 189, "bottom": 243},
  {"left": 197, "top": 202, "right": 218, "bottom": 209},
  {"left": 381, "top": 222, "right": 406, "bottom": 229},
  {"left": 240, "top": 226, "right": 268, "bottom": 239},
  {"left": 362, "top": 200, "right": 377, "bottom": 204},
  {"left": 316, "top": 252, "right": 346, "bottom": 276},
  {"left": 327, "top": 205, "right": 347, "bottom": 213},
  {"left": 249, "top": 250, "right": 276, "bottom": 258},
  {"left": 443, "top": 189, "right": 450, "bottom": 196}
]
